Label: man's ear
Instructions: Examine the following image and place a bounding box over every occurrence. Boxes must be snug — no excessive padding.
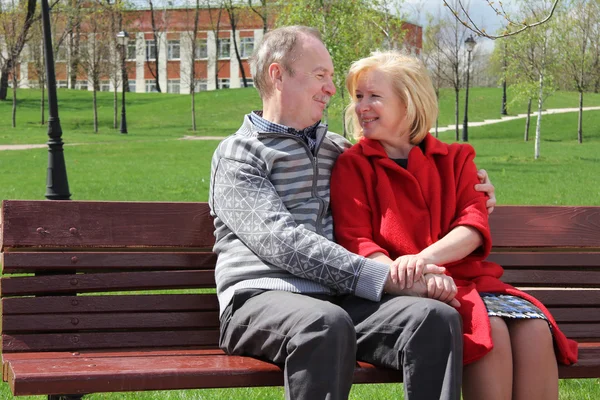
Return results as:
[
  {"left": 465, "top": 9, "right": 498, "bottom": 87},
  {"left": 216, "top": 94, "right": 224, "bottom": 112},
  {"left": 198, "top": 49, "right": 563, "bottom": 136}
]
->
[{"left": 268, "top": 63, "right": 284, "bottom": 91}]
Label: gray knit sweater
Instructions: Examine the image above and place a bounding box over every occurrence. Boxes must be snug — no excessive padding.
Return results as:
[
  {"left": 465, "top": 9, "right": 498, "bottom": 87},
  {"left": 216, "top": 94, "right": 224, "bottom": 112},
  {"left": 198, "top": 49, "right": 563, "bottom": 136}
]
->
[{"left": 209, "top": 115, "right": 390, "bottom": 316}]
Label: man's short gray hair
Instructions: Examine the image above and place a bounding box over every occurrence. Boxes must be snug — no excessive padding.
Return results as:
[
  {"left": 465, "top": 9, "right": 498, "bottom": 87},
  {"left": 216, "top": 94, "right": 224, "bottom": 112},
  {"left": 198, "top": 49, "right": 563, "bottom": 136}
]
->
[{"left": 250, "top": 26, "right": 323, "bottom": 99}]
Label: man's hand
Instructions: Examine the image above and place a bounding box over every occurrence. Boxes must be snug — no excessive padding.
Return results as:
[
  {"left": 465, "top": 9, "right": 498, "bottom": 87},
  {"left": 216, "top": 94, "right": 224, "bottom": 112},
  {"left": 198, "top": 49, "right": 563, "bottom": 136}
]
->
[
  {"left": 424, "top": 274, "right": 460, "bottom": 308},
  {"left": 475, "top": 169, "right": 496, "bottom": 214},
  {"left": 388, "top": 255, "right": 445, "bottom": 290}
]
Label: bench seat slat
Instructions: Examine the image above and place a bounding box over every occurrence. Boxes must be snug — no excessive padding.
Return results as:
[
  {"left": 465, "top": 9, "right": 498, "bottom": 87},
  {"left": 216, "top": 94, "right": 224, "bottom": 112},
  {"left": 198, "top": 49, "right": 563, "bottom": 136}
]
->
[
  {"left": 0, "top": 270, "right": 215, "bottom": 296},
  {"left": 2, "top": 252, "right": 217, "bottom": 273},
  {"left": 7, "top": 344, "right": 600, "bottom": 395},
  {"left": 1, "top": 201, "right": 215, "bottom": 249},
  {"left": 2, "top": 294, "right": 218, "bottom": 314},
  {"left": 489, "top": 206, "right": 600, "bottom": 248},
  {"left": 501, "top": 270, "right": 600, "bottom": 287},
  {"left": 3, "top": 312, "right": 219, "bottom": 333},
  {"left": 2, "top": 330, "right": 220, "bottom": 352}
]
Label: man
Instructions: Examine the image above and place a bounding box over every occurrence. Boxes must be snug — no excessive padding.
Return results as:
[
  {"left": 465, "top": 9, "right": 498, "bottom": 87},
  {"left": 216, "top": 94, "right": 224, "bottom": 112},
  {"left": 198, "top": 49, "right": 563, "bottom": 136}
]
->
[{"left": 209, "top": 26, "right": 495, "bottom": 400}]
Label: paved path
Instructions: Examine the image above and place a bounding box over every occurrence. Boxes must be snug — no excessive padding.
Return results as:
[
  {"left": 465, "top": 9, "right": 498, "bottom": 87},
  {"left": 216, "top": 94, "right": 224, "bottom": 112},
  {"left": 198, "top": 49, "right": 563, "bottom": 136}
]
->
[
  {"left": 435, "top": 106, "right": 600, "bottom": 132},
  {"left": 2, "top": 106, "right": 600, "bottom": 151}
]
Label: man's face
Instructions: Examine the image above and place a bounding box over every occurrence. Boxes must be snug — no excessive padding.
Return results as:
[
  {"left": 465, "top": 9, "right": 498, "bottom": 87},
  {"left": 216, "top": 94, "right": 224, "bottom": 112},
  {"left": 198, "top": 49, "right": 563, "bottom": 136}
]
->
[{"left": 278, "top": 35, "right": 336, "bottom": 130}]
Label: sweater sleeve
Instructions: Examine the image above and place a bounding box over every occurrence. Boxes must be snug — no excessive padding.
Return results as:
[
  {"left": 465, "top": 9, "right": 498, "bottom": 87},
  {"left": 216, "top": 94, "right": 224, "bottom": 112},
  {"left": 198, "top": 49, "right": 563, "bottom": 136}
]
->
[
  {"left": 330, "top": 152, "right": 389, "bottom": 258},
  {"left": 211, "top": 156, "right": 389, "bottom": 302},
  {"left": 449, "top": 144, "right": 493, "bottom": 258}
]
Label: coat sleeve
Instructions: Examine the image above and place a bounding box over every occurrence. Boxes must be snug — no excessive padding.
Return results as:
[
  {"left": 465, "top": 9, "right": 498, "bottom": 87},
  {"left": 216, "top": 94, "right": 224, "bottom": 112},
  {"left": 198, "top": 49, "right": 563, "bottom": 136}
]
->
[
  {"left": 211, "top": 156, "right": 389, "bottom": 302},
  {"left": 330, "top": 152, "right": 390, "bottom": 259},
  {"left": 449, "top": 144, "right": 493, "bottom": 258}
]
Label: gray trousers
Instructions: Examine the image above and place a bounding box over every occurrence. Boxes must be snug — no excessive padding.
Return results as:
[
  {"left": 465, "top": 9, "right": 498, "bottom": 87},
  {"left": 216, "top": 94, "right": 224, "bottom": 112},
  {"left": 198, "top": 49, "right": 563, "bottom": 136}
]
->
[{"left": 220, "top": 289, "right": 463, "bottom": 400}]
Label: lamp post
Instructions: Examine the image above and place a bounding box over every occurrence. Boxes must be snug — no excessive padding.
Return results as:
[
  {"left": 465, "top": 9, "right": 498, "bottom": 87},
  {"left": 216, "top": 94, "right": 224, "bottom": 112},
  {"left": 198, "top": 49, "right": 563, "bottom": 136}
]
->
[
  {"left": 41, "top": 0, "right": 71, "bottom": 199},
  {"left": 117, "top": 31, "right": 129, "bottom": 134},
  {"left": 462, "top": 35, "right": 476, "bottom": 142}
]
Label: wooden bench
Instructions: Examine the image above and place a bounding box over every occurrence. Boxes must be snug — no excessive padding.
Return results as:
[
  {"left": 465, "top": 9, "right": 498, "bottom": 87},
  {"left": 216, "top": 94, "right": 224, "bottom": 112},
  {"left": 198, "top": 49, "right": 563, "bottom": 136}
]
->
[{"left": 1, "top": 200, "right": 599, "bottom": 399}]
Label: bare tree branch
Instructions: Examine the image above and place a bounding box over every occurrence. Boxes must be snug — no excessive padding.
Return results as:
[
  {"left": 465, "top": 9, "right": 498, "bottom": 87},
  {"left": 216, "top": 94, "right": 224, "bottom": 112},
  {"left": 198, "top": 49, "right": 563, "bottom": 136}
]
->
[{"left": 442, "top": 0, "right": 561, "bottom": 39}]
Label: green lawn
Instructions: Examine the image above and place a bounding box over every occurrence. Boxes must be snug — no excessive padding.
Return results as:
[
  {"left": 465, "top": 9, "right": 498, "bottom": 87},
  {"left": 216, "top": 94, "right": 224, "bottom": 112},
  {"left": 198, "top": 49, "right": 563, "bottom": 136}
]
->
[{"left": 1, "top": 87, "right": 599, "bottom": 398}]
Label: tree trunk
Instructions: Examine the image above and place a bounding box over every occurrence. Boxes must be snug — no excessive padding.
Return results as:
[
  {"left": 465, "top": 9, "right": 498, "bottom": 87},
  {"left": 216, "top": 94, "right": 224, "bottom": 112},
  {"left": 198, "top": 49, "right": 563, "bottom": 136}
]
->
[
  {"left": 191, "top": 90, "right": 196, "bottom": 131},
  {"left": 113, "top": 88, "right": 118, "bottom": 129},
  {"left": 12, "top": 75, "right": 17, "bottom": 128},
  {"left": 534, "top": 73, "right": 544, "bottom": 160},
  {"left": 524, "top": 98, "right": 532, "bottom": 142},
  {"left": 578, "top": 91, "right": 583, "bottom": 144},
  {"left": 435, "top": 117, "right": 439, "bottom": 138},
  {"left": 93, "top": 88, "right": 98, "bottom": 133},
  {"left": 40, "top": 84, "right": 45, "bottom": 124},
  {"left": 0, "top": 63, "right": 10, "bottom": 100},
  {"left": 454, "top": 88, "right": 459, "bottom": 141}
]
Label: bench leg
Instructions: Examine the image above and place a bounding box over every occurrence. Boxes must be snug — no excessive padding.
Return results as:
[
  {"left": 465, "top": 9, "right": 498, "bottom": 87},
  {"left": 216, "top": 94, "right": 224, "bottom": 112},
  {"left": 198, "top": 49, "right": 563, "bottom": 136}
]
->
[{"left": 48, "top": 395, "right": 84, "bottom": 400}]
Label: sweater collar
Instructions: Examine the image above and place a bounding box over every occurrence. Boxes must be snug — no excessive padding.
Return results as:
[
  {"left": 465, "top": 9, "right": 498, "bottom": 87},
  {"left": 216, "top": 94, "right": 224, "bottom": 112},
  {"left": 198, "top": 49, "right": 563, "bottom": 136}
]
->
[{"left": 358, "top": 133, "right": 449, "bottom": 159}]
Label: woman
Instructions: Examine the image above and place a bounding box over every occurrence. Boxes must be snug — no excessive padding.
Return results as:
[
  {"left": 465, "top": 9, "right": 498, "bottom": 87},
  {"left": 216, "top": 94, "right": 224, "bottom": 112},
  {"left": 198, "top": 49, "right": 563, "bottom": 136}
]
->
[{"left": 330, "top": 51, "right": 577, "bottom": 400}]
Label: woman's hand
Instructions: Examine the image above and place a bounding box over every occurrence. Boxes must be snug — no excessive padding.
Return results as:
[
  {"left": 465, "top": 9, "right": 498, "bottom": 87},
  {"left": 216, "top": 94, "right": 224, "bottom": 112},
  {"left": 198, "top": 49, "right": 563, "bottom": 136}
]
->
[
  {"left": 387, "top": 255, "right": 445, "bottom": 290},
  {"left": 424, "top": 274, "right": 460, "bottom": 308},
  {"left": 475, "top": 169, "right": 496, "bottom": 214}
]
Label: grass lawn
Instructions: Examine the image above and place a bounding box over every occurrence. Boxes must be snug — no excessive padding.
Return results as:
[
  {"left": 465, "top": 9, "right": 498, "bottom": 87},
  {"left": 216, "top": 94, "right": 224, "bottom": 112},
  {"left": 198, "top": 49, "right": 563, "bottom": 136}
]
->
[{"left": 1, "top": 87, "right": 600, "bottom": 398}]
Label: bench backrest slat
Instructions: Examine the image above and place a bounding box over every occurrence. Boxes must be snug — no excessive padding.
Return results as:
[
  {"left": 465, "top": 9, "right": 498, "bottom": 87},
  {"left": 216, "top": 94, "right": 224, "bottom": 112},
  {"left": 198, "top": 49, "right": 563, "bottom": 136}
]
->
[
  {"left": 1, "top": 294, "right": 217, "bottom": 314},
  {"left": 3, "top": 330, "right": 220, "bottom": 352},
  {"left": 488, "top": 252, "right": 600, "bottom": 267},
  {"left": 1, "top": 252, "right": 217, "bottom": 273},
  {"left": 489, "top": 206, "right": 600, "bottom": 248},
  {"left": 0, "top": 270, "right": 215, "bottom": 296},
  {"left": 1, "top": 200, "right": 215, "bottom": 249}
]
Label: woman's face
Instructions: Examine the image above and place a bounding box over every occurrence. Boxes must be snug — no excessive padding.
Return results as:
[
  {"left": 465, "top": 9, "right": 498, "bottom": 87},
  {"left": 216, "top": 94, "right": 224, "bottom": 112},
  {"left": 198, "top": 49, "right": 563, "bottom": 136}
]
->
[{"left": 354, "top": 68, "right": 409, "bottom": 144}]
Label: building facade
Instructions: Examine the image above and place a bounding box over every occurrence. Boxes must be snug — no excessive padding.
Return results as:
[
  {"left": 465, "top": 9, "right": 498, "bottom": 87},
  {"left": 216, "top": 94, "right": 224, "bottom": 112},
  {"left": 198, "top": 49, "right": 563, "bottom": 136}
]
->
[{"left": 14, "top": 7, "right": 422, "bottom": 94}]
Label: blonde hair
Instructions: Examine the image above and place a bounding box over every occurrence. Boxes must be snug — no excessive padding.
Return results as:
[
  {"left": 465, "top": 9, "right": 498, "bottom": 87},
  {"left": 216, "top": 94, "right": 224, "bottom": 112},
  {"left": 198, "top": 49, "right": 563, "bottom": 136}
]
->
[
  {"left": 250, "top": 26, "right": 322, "bottom": 100},
  {"left": 345, "top": 51, "right": 438, "bottom": 144}
]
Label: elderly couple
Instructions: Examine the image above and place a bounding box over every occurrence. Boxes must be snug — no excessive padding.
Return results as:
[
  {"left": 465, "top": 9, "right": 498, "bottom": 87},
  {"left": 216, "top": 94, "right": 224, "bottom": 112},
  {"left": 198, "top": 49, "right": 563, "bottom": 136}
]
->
[{"left": 209, "top": 26, "right": 577, "bottom": 400}]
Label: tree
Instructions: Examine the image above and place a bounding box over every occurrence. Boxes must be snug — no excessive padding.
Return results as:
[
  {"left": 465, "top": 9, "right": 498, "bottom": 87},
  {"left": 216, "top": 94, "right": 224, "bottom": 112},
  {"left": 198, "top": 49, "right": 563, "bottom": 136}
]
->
[
  {"left": 145, "top": 0, "right": 169, "bottom": 93},
  {"left": 425, "top": 1, "right": 470, "bottom": 141},
  {"left": 224, "top": 0, "right": 249, "bottom": 88},
  {"left": 205, "top": 0, "right": 225, "bottom": 90},
  {"left": 248, "top": 0, "right": 274, "bottom": 34},
  {"left": 79, "top": 0, "right": 111, "bottom": 133},
  {"left": 556, "top": 0, "right": 599, "bottom": 143},
  {"left": 505, "top": 1, "right": 559, "bottom": 159},
  {"left": 0, "top": 0, "right": 37, "bottom": 101},
  {"left": 423, "top": 12, "right": 445, "bottom": 137}
]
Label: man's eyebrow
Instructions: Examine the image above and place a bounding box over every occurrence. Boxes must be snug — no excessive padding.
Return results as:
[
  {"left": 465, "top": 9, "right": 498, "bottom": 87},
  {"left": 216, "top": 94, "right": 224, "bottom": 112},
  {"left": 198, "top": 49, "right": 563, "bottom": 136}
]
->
[{"left": 313, "top": 66, "right": 332, "bottom": 74}]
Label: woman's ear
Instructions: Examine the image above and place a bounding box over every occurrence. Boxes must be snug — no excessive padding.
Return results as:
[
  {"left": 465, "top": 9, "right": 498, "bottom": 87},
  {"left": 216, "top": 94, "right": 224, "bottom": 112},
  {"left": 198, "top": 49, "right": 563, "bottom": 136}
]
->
[{"left": 268, "top": 63, "right": 284, "bottom": 91}]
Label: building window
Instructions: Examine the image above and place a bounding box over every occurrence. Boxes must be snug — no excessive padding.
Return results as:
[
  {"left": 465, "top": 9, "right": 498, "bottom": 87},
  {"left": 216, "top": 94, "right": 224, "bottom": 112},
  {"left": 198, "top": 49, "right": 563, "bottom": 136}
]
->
[
  {"left": 145, "top": 79, "right": 158, "bottom": 93},
  {"left": 100, "top": 80, "right": 110, "bottom": 92},
  {"left": 75, "top": 80, "right": 88, "bottom": 90},
  {"left": 167, "top": 79, "right": 180, "bottom": 94},
  {"left": 218, "top": 78, "right": 230, "bottom": 89},
  {"left": 57, "top": 80, "right": 68, "bottom": 89},
  {"left": 167, "top": 40, "right": 180, "bottom": 60},
  {"left": 127, "top": 42, "right": 136, "bottom": 60},
  {"left": 242, "top": 78, "right": 254, "bottom": 88},
  {"left": 145, "top": 40, "right": 157, "bottom": 60},
  {"left": 240, "top": 37, "right": 254, "bottom": 58},
  {"left": 218, "top": 38, "right": 230, "bottom": 59},
  {"left": 128, "top": 79, "right": 136, "bottom": 93},
  {"left": 194, "top": 79, "right": 207, "bottom": 92},
  {"left": 195, "top": 39, "right": 208, "bottom": 59}
]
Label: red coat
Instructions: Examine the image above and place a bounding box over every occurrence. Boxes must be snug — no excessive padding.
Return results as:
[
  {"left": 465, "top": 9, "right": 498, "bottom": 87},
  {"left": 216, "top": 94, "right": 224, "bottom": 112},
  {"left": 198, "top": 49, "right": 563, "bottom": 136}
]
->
[{"left": 330, "top": 134, "right": 578, "bottom": 365}]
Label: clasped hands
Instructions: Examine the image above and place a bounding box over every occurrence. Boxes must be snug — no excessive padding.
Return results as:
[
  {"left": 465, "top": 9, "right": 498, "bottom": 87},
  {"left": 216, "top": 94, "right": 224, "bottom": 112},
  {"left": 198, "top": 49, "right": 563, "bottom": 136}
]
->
[{"left": 383, "top": 255, "right": 460, "bottom": 308}]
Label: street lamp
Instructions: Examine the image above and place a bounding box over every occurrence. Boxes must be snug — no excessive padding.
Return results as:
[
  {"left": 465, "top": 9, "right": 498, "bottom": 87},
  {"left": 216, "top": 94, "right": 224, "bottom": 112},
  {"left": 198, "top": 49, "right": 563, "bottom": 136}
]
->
[
  {"left": 462, "top": 35, "right": 476, "bottom": 142},
  {"left": 117, "top": 31, "right": 129, "bottom": 134},
  {"left": 41, "top": 0, "right": 71, "bottom": 199}
]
